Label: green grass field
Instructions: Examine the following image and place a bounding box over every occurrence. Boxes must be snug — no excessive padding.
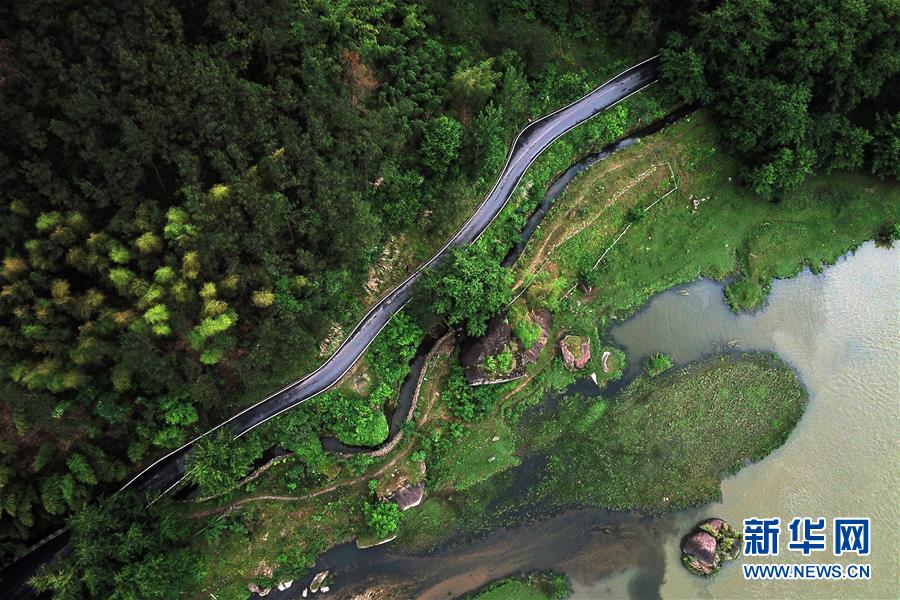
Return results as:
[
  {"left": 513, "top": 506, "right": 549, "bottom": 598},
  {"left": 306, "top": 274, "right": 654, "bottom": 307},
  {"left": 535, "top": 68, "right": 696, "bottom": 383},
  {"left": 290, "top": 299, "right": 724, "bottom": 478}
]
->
[
  {"left": 516, "top": 112, "right": 899, "bottom": 322},
  {"left": 429, "top": 417, "right": 520, "bottom": 492}
]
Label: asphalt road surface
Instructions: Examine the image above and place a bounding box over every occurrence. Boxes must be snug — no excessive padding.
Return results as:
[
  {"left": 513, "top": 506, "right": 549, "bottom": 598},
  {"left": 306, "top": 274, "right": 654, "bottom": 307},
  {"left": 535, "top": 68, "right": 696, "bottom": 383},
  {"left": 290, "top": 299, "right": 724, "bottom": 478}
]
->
[{"left": 123, "top": 55, "right": 660, "bottom": 498}]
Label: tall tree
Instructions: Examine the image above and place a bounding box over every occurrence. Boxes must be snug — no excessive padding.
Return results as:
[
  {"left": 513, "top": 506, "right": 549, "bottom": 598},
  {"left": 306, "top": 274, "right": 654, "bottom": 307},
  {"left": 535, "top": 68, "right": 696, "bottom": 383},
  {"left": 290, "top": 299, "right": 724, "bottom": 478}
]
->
[
  {"left": 421, "top": 244, "right": 513, "bottom": 337},
  {"left": 659, "top": 0, "right": 900, "bottom": 194}
]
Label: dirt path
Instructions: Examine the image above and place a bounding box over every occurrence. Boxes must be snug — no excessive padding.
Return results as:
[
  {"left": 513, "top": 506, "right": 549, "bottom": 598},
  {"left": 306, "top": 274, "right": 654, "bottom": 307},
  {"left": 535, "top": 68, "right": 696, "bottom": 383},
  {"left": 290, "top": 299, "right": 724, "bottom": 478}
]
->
[
  {"left": 514, "top": 163, "right": 672, "bottom": 293},
  {"left": 510, "top": 116, "right": 697, "bottom": 292},
  {"left": 513, "top": 158, "right": 634, "bottom": 286}
]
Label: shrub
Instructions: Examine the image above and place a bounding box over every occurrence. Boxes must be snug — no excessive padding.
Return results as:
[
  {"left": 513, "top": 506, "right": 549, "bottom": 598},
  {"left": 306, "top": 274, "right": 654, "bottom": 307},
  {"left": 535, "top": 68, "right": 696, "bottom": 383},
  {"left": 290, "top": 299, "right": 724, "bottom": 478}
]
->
[
  {"left": 364, "top": 500, "right": 401, "bottom": 539},
  {"left": 644, "top": 352, "right": 674, "bottom": 377},
  {"left": 317, "top": 392, "right": 389, "bottom": 447},
  {"left": 442, "top": 368, "right": 497, "bottom": 421},
  {"left": 513, "top": 318, "right": 542, "bottom": 348},
  {"left": 484, "top": 349, "right": 515, "bottom": 375}
]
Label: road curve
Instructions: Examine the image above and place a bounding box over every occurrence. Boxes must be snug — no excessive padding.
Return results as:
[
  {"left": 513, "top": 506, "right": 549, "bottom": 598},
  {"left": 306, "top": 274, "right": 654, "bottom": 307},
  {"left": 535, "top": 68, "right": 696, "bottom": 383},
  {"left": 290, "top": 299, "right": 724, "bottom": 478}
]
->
[{"left": 124, "top": 55, "right": 660, "bottom": 497}]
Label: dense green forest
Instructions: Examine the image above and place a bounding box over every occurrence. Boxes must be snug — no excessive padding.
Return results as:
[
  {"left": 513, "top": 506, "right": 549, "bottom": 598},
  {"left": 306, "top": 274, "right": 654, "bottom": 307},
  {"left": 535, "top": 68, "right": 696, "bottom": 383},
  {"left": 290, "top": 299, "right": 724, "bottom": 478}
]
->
[
  {"left": 658, "top": 0, "right": 899, "bottom": 195},
  {"left": 0, "top": 0, "right": 897, "bottom": 589},
  {"left": 0, "top": 0, "right": 631, "bottom": 566}
]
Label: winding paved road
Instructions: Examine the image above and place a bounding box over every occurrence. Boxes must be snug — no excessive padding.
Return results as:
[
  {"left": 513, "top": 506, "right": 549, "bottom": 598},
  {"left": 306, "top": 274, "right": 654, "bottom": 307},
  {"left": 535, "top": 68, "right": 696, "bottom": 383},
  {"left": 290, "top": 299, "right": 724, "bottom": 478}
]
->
[{"left": 124, "top": 55, "right": 660, "bottom": 498}]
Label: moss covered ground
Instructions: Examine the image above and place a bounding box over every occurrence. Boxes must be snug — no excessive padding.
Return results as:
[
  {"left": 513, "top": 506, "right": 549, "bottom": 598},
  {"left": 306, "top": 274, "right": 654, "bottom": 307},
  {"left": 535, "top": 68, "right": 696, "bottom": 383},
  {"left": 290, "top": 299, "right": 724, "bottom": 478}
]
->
[
  {"left": 527, "top": 353, "right": 807, "bottom": 511},
  {"left": 468, "top": 571, "right": 569, "bottom": 600}
]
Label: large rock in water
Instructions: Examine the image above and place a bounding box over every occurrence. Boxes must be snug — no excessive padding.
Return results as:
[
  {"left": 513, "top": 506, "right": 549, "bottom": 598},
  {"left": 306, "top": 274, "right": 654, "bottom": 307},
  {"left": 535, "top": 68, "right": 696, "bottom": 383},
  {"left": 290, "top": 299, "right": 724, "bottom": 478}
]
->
[
  {"left": 681, "top": 518, "right": 743, "bottom": 577},
  {"left": 683, "top": 532, "right": 717, "bottom": 567},
  {"left": 309, "top": 571, "right": 329, "bottom": 593}
]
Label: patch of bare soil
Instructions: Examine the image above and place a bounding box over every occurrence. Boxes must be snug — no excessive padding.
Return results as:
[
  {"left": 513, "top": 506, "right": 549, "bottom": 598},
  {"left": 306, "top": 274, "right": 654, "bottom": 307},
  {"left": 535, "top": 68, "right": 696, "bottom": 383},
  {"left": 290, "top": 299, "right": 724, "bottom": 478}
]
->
[{"left": 363, "top": 236, "right": 406, "bottom": 304}]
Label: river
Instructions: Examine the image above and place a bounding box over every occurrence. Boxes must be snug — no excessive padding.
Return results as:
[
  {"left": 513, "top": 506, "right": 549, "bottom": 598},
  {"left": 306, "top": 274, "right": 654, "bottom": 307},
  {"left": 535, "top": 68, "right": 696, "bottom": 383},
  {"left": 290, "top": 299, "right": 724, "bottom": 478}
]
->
[{"left": 287, "top": 242, "right": 899, "bottom": 599}]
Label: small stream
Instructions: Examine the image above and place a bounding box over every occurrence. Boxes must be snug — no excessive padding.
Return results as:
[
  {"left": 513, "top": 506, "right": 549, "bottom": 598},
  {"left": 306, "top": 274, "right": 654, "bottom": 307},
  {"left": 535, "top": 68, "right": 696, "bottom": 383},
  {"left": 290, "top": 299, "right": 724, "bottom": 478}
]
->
[
  {"left": 285, "top": 242, "right": 898, "bottom": 599},
  {"left": 321, "top": 334, "right": 439, "bottom": 455},
  {"left": 502, "top": 105, "right": 694, "bottom": 268}
]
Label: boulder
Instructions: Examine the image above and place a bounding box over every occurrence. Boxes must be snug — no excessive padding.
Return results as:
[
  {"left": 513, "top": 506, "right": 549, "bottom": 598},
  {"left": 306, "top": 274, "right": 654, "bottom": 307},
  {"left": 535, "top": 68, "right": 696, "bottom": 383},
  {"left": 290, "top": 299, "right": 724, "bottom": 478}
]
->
[
  {"left": 682, "top": 532, "right": 717, "bottom": 565},
  {"left": 680, "top": 518, "right": 743, "bottom": 577},
  {"left": 310, "top": 571, "right": 329, "bottom": 593},
  {"left": 460, "top": 315, "right": 525, "bottom": 385},
  {"left": 390, "top": 481, "right": 425, "bottom": 511},
  {"left": 560, "top": 335, "right": 591, "bottom": 370},
  {"left": 460, "top": 311, "right": 553, "bottom": 385}
]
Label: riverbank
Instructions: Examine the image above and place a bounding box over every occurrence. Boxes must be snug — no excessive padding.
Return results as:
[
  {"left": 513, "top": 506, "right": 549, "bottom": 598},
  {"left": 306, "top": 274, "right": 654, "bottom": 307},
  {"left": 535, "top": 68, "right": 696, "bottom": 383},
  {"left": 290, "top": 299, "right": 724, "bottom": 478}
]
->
[
  {"left": 395, "top": 352, "right": 807, "bottom": 553},
  {"left": 508, "top": 111, "right": 898, "bottom": 360},
  {"left": 469, "top": 571, "right": 569, "bottom": 600},
  {"left": 284, "top": 242, "right": 897, "bottom": 600},
  {"left": 477, "top": 109, "right": 898, "bottom": 418},
  {"left": 597, "top": 242, "right": 900, "bottom": 598}
]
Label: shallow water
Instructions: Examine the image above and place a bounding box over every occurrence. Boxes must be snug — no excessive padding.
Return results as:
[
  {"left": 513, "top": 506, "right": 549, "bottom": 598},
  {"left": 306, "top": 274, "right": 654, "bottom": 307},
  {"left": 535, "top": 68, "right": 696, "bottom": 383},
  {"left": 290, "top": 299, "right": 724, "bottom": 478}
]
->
[{"left": 289, "top": 242, "right": 898, "bottom": 599}]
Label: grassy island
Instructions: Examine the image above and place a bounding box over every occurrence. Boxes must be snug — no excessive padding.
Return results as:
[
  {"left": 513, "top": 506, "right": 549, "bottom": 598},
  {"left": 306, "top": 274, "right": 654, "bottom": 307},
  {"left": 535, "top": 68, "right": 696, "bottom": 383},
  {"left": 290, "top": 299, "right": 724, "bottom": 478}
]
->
[
  {"left": 528, "top": 353, "right": 808, "bottom": 511},
  {"left": 398, "top": 353, "right": 807, "bottom": 553}
]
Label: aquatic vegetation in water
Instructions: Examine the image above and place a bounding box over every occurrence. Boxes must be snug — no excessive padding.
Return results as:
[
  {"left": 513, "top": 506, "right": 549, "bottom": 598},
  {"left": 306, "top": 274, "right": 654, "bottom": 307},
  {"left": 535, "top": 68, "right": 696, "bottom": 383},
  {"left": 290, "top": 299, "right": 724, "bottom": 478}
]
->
[
  {"left": 644, "top": 351, "right": 673, "bottom": 377},
  {"left": 517, "top": 353, "right": 808, "bottom": 511}
]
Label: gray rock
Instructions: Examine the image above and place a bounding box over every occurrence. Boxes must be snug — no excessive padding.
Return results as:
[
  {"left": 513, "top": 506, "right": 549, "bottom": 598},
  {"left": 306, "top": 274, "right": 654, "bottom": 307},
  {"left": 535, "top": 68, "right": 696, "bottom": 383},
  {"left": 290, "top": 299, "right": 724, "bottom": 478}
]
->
[
  {"left": 310, "top": 571, "right": 329, "bottom": 593},
  {"left": 390, "top": 481, "right": 424, "bottom": 511}
]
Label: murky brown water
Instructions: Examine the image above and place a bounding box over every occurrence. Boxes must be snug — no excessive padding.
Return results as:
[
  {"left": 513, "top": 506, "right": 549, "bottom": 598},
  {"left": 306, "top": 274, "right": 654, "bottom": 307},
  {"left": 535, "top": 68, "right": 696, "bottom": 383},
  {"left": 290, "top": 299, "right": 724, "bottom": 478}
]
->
[
  {"left": 298, "top": 242, "right": 898, "bottom": 600},
  {"left": 596, "top": 241, "right": 900, "bottom": 599}
]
